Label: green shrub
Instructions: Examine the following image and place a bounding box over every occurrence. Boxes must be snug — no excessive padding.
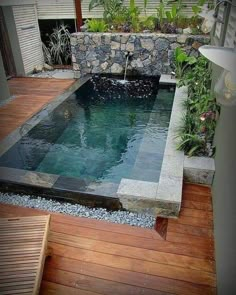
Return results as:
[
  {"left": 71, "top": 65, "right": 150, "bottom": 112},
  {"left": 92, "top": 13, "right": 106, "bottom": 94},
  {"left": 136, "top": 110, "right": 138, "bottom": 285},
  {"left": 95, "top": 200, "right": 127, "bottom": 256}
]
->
[
  {"left": 176, "top": 55, "right": 219, "bottom": 157},
  {"left": 86, "top": 19, "right": 107, "bottom": 32},
  {"left": 174, "top": 47, "right": 197, "bottom": 79},
  {"left": 140, "top": 16, "right": 157, "bottom": 31}
]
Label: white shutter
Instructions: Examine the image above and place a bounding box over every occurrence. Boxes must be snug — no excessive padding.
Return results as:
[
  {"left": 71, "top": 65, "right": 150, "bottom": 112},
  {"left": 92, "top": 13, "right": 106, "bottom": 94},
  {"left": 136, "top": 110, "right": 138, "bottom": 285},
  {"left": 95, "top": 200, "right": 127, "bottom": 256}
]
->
[
  {"left": 35, "top": 0, "right": 212, "bottom": 19},
  {"left": 13, "top": 4, "right": 44, "bottom": 74},
  {"left": 36, "top": 0, "right": 76, "bottom": 19},
  {"left": 83, "top": 0, "right": 213, "bottom": 18},
  {"left": 224, "top": 4, "right": 236, "bottom": 48}
]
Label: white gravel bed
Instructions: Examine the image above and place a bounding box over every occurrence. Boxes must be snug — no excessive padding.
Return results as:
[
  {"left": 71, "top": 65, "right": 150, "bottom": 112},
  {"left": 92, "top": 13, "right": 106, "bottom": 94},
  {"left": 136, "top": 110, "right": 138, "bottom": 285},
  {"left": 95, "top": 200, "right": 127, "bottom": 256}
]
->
[
  {"left": 29, "top": 69, "right": 74, "bottom": 78},
  {"left": 0, "top": 192, "right": 155, "bottom": 228}
]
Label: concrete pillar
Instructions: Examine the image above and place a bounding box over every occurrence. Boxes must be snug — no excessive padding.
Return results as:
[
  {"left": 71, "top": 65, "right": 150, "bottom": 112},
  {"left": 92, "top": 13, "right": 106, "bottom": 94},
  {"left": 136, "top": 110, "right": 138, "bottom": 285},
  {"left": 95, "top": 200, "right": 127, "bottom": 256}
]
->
[
  {"left": 0, "top": 51, "right": 10, "bottom": 101},
  {"left": 2, "top": 6, "right": 25, "bottom": 76},
  {"left": 213, "top": 105, "right": 236, "bottom": 294}
]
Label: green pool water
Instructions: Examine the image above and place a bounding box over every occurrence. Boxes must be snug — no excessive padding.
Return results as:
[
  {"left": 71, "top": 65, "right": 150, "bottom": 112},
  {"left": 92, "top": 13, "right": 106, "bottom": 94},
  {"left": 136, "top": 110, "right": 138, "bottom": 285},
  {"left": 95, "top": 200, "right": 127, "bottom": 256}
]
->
[{"left": 0, "top": 76, "right": 174, "bottom": 186}]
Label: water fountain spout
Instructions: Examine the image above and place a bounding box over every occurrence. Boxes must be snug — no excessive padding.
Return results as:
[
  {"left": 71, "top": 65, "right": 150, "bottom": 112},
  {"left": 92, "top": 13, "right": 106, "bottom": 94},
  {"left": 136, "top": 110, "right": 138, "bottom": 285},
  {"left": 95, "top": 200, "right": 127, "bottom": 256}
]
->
[{"left": 123, "top": 51, "right": 132, "bottom": 82}]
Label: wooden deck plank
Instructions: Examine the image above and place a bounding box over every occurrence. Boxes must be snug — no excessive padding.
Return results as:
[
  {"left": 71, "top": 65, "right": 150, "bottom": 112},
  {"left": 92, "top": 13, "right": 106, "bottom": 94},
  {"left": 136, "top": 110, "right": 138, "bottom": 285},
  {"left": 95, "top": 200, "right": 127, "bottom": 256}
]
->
[
  {"left": 0, "top": 77, "right": 75, "bottom": 141},
  {"left": 0, "top": 184, "right": 216, "bottom": 295},
  {"left": 49, "top": 231, "right": 215, "bottom": 273},
  {"left": 47, "top": 242, "right": 216, "bottom": 286},
  {"left": 40, "top": 281, "right": 102, "bottom": 295},
  {"left": 43, "top": 267, "right": 215, "bottom": 295},
  {"left": 49, "top": 220, "right": 214, "bottom": 259},
  {"left": 0, "top": 203, "right": 213, "bottom": 259}
]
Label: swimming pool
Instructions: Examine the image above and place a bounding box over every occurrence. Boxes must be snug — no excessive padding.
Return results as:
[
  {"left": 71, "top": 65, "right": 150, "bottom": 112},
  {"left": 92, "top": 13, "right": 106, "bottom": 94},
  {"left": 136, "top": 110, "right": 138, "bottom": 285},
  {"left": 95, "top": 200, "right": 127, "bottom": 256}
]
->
[{"left": 0, "top": 75, "right": 174, "bottom": 201}]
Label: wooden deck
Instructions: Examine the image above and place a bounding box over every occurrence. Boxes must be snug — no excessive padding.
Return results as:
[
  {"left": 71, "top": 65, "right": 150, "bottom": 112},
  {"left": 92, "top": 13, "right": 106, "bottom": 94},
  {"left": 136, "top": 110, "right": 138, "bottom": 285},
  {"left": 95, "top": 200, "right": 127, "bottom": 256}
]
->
[
  {"left": 0, "top": 77, "right": 75, "bottom": 141},
  {"left": 0, "top": 183, "right": 216, "bottom": 295}
]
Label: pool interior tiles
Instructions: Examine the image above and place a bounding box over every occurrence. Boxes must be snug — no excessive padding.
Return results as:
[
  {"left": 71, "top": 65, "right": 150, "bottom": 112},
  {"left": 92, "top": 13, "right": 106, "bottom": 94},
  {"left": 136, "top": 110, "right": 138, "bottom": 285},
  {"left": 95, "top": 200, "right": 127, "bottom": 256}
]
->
[{"left": 0, "top": 75, "right": 180, "bottom": 215}]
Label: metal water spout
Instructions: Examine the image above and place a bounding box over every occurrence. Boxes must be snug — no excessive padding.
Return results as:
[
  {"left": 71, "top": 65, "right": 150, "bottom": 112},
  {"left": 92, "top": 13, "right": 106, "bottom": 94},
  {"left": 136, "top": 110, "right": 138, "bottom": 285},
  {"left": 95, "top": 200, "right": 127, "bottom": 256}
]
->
[{"left": 123, "top": 51, "right": 133, "bottom": 82}]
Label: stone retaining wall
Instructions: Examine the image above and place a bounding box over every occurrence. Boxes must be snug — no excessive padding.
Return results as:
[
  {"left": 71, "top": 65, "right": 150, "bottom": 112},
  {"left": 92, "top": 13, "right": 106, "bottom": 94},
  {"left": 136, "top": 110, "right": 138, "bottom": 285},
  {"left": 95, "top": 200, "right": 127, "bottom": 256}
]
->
[{"left": 71, "top": 32, "right": 210, "bottom": 78}]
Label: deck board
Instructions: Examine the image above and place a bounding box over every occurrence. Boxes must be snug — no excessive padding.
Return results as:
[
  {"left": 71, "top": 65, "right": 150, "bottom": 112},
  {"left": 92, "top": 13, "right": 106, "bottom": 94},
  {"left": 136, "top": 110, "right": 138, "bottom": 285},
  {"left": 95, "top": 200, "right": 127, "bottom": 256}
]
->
[
  {"left": 0, "top": 183, "right": 216, "bottom": 294},
  {"left": 0, "top": 77, "right": 75, "bottom": 141}
]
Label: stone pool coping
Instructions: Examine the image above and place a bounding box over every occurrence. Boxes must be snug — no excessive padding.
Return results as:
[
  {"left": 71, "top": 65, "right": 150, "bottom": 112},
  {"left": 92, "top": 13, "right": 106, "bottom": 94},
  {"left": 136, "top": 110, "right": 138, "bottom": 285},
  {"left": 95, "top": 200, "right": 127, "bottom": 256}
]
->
[
  {"left": 117, "top": 81, "right": 187, "bottom": 217},
  {"left": 184, "top": 156, "right": 215, "bottom": 185}
]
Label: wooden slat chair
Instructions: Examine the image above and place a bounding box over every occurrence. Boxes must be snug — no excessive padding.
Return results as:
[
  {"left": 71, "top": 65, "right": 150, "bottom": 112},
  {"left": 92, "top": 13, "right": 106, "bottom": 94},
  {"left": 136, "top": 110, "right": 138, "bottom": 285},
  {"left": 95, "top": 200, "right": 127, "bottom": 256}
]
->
[{"left": 0, "top": 215, "right": 50, "bottom": 295}]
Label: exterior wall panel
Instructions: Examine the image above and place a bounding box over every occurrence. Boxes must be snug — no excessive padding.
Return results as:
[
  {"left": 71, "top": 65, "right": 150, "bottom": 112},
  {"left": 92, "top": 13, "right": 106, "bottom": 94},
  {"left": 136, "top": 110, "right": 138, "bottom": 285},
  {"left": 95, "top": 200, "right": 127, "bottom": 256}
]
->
[
  {"left": 36, "top": 0, "right": 76, "bottom": 19},
  {"left": 13, "top": 4, "right": 44, "bottom": 74},
  {"left": 36, "top": 0, "right": 206, "bottom": 19}
]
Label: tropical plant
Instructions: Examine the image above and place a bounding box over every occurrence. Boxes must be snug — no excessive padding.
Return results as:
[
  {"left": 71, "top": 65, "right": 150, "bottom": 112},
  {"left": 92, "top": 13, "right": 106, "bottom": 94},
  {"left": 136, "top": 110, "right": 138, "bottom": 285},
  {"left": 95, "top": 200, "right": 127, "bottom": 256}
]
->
[
  {"left": 191, "top": 0, "right": 206, "bottom": 31},
  {"left": 178, "top": 56, "right": 211, "bottom": 98},
  {"left": 89, "top": 0, "right": 124, "bottom": 23},
  {"left": 42, "top": 42, "right": 52, "bottom": 65},
  {"left": 144, "top": 0, "right": 149, "bottom": 15},
  {"left": 42, "top": 24, "right": 71, "bottom": 65},
  {"left": 192, "top": 0, "right": 207, "bottom": 15},
  {"left": 166, "top": 0, "right": 186, "bottom": 24},
  {"left": 177, "top": 133, "right": 205, "bottom": 156},
  {"left": 176, "top": 54, "right": 218, "bottom": 157},
  {"left": 165, "top": 4, "right": 178, "bottom": 23},
  {"left": 86, "top": 19, "right": 108, "bottom": 32},
  {"left": 174, "top": 47, "right": 197, "bottom": 78},
  {"left": 128, "top": 0, "right": 141, "bottom": 32},
  {"left": 156, "top": 0, "right": 166, "bottom": 28},
  {"left": 140, "top": 15, "right": 157, "bottom": 31}
]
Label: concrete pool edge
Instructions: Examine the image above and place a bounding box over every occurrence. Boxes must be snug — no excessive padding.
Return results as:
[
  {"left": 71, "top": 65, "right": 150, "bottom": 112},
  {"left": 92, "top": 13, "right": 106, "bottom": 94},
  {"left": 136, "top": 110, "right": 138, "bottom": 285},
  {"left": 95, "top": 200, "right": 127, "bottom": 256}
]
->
[
  {"left": 0, "top": 167, "right": 121, "bottom": 209},
  {"left": 117, "top": 81, "right": 187, "bottom": 218},
  {"left": 184, "top": 156, "right": 215, "bottom": 185},
  {"left": 117, "top": 80, "right": 215, "bottom": 218}
]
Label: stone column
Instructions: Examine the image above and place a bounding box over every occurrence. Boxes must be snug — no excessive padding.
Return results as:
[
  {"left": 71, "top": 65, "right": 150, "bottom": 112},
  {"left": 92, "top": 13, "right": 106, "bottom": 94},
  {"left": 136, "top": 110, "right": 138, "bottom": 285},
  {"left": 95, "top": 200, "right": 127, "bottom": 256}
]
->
[{"left": 0, "top": 51, "right": 10, "bottom": 102}]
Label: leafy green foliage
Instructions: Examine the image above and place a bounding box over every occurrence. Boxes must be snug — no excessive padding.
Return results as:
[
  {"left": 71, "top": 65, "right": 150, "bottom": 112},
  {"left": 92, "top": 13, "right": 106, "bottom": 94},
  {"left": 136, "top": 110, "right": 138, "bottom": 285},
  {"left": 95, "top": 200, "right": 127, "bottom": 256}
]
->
[
  {"left": 86, "top": 19, "right": 107, "bottom": 32},
  {"left": 89, "top": 0, "right": 125, "bottom": 23},
  {"left": 165, "top": 0, "right": 186, "bottom": 24},
  {"left": 42, "top": 24, "right": 71, "bottom": 65},
  {"left": 156, "top": 1, "right": 166, "bottom": 27},
  {"left": 144, "top": 0, "right": 149, "bottom": 15},
  {"left": 174, "top": 47, "right": 197, "bottom": 79},
  {"left": 128, "top": 0, "right": 141, "bottom": 32},
  {"left": 156, "top": 0, "right": 188, "bottom": 33},
  {"left": 177, "top": 56, "right": 218, "bottom": 157},
  {"left": 87, "top": 0, "right": 206, "bottom": 33},
  {"left": 140, "top": 15, "right": 157, "bottom": 31}
]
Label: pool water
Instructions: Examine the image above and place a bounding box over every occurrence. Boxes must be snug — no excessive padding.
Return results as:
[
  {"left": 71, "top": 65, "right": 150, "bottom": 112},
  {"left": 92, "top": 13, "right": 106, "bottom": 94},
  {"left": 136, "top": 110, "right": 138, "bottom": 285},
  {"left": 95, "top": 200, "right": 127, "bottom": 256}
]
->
[{"left": 0, "top": 76, "right": 174, "bottom": 187}]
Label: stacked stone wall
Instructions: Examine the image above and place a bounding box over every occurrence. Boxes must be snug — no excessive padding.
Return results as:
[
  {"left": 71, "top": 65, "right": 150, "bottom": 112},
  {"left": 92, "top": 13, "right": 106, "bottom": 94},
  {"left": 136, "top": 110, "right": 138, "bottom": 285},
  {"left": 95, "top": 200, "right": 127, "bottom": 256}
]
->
[{"left": 71, "top": 33, "right": 210, "bottom": 78}]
